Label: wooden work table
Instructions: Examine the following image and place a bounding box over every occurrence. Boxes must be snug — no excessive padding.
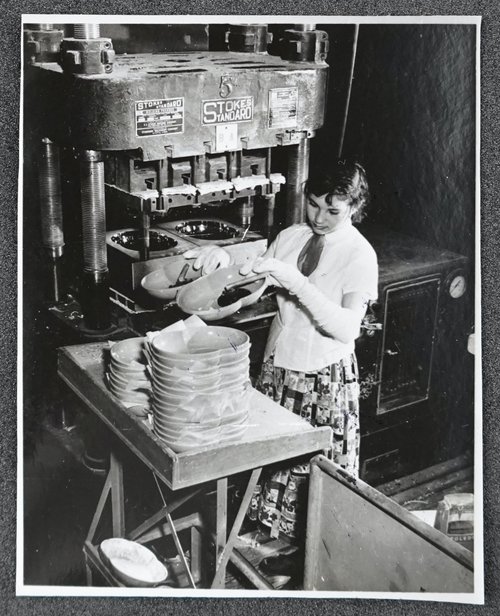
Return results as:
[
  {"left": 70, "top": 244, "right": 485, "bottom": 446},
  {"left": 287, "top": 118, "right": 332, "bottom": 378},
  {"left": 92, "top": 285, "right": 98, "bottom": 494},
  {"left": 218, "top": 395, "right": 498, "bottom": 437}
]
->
[{"left": 58, "top": 342, "right": 331, "bottom": 589}]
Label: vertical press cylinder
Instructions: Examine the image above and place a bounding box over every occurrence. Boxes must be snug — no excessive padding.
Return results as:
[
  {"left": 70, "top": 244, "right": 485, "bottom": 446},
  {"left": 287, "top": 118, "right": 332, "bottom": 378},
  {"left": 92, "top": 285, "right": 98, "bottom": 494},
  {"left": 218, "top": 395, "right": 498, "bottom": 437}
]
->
[
  {"left": 79, "top": 150, "right": 110, "bottom": 330},
  {"left": 293, "top": 23, "right": 316, "bottom": 32},
  {"left": 73, "top": 24, "right": 100, "bottom": 39},
  {"left": 226, "top": 24, "right": 270, "bottom": 54},
  {"left": 80, "top": 151, "right": 107, "bottom": 277},
  {"left": 286, "top": 139, "right": 310, "bottom": 225},
  {"left": 34, "top": 23, "right": 54, "bottom": 31}
]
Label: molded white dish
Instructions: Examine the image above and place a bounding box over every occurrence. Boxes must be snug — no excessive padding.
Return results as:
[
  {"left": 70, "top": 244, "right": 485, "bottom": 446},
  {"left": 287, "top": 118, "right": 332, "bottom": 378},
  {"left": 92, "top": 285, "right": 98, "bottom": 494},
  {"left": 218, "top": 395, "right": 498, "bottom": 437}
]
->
[
  {"left": 109, "top": 337, "right": 148, "bottom": 368},
  {"left": 110, "top": 389, "right": 152, "bottom": 407},
  {"left": 149, "top": 353, "right": 249, "bottom": 378},
  {"left": 153, "top": 409, "right": 248, "bottom": 433},
  {"left": 108, "top": 371, "right": 151, "bottom": 391},
  {"left": 150, "top": 326, "right": 249, "bottom": 359},
  {"left": 177, "top": 264, "right": 267, "bottom": 321},
  {"left": 153, "top": 417, "right": 247, "bottom": 439},
  {"left": 152, "top": 373, "right": 248, "bottom": 397},
  {"left": 154, "top": 424, "right": 248, "bottom": 452},
  {"left": 99, "top": 538, "right": 168, "bottom": 587},
  {"left": 152, "top": 385, "right": 250, "bottom": 421},
  {"left": 140, "top": 260, "right": 202, "bottom": 301},
  {"left": 150, "top": 370, "right": 222, "bottom": 389}
]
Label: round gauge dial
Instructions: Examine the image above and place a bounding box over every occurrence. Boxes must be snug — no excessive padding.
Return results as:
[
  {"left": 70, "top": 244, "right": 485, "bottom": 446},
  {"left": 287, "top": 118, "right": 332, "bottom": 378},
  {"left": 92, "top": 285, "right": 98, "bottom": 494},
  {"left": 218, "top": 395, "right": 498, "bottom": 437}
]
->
[{"left": 447, "top": 272, "right": 467, "bottom": 299}]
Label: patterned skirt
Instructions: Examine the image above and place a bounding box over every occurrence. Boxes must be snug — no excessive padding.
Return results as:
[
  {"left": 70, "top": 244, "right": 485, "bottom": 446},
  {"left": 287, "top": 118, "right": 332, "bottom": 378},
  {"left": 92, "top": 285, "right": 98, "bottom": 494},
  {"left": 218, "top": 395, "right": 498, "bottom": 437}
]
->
[{"left": 247, "top": 353, "right": 360, "bottom": 540}]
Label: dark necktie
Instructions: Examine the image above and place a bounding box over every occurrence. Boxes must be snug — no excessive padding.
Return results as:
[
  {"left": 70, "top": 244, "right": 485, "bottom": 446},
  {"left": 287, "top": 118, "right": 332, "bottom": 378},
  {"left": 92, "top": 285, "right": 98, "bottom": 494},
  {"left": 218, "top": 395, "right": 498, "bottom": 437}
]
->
[{"left": 297, "top": 233, "right": 326, "bottom": 277}]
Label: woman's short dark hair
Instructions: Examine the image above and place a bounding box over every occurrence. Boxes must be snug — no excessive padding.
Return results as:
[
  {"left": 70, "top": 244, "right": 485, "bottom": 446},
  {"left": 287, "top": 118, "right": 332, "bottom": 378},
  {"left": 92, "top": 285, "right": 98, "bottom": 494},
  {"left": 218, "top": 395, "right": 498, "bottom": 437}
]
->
[{"left": 305, "top": 159, "right": 370, "bottom": 223}]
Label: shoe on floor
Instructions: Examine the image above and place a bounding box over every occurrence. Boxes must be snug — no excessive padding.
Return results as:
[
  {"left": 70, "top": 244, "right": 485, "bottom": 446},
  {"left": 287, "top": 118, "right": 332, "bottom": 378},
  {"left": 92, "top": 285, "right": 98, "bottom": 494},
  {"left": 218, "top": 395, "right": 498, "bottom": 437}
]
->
[
  {"left": 264, "top": 573, "right": 292, "bottom": 589},
  {"left": 260, "top": 552, "right": 300, "bottom": 574}
]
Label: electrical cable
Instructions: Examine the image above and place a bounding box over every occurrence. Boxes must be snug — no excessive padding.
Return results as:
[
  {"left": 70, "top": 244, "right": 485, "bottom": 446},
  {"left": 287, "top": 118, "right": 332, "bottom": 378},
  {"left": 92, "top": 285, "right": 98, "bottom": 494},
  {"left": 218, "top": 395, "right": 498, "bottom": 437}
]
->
[{"left": 337, "top": 24, "right": 360, "bottom": 159}]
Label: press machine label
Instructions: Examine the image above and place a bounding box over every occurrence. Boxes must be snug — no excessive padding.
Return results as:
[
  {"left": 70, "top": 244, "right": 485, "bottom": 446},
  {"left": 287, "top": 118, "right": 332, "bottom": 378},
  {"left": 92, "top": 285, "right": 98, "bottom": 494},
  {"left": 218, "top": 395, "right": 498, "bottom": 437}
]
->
[
  {"left": 202, "top": 97, "right": 253, "bottom": 125},
  {"left": 268, "top": 87, "right": 298, "bottom": 129},
  {"left": 135, "top": 98, "right": 184, "bottom": 137}
]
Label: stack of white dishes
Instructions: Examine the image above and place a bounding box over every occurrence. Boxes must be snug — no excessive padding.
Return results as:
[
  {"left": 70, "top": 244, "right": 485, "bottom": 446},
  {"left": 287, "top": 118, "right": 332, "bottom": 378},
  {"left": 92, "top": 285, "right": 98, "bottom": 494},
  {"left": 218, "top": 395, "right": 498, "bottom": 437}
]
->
[
  {"left": 148, "top": 326, "right": 251, "bottom": 452},
  {"left": 107, "top": 337, "right": 152, "bottom": 417}
]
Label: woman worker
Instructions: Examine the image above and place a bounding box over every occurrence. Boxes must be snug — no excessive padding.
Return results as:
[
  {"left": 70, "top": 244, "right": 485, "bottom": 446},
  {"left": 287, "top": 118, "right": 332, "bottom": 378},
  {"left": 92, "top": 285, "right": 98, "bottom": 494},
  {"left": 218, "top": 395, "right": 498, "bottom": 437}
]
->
[{"left": 184, "top": 159, "right": 378, "bottom": 543}]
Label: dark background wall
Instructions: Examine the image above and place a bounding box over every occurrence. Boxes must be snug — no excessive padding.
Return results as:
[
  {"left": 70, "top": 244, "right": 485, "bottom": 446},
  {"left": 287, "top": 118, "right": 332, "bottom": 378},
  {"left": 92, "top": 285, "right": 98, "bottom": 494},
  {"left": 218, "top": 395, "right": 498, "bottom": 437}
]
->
[{"left": 315, "top": 24, "right": 476, "bottom": 260}]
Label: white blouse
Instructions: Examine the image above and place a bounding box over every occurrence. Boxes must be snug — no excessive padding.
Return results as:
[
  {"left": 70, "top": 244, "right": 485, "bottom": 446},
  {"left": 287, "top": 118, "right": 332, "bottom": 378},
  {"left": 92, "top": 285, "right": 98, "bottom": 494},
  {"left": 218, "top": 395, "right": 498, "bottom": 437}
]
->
[{"left": 264, "top": 221, "right": 378, "bottom": 372}]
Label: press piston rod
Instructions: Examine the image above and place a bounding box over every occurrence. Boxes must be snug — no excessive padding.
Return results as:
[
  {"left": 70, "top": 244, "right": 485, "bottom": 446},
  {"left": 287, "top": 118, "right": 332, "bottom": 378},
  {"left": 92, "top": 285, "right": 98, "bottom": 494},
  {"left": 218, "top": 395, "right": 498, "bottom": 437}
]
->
[
  {"left": 294, "top": 23, "right": 316, "bottom": 31},
  {"left": 74, "top": 24, "right": 100, "bottom": 39},
  {"left": 286, "top": 138, "right": 310, "bottom": 225}
]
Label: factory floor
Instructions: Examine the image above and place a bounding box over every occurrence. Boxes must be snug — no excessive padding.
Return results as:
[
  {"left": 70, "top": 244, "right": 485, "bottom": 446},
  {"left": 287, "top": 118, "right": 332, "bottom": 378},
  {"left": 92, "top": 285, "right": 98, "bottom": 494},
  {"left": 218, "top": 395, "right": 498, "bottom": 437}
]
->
[{"left": 23, "top": 418, "right": 105, "bottom": 586}]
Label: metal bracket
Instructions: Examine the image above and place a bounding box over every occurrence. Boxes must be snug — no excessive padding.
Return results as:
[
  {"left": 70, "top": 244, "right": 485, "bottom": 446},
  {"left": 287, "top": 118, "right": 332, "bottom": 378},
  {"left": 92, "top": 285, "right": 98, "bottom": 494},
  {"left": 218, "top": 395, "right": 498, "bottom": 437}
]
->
[
  {"left": 59, "top": 37, "right": 115, "bottom": 74},
  {"left": 275, "top": 130, "right": 309, "bottom": 146}
]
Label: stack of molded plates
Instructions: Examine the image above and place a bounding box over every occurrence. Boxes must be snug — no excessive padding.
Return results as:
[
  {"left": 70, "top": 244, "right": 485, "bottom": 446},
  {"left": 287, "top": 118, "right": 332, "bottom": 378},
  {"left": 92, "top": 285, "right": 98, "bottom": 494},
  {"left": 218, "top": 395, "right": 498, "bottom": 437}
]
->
[
  {"left": 148, "top": 326, "right": 251, "bottom": 451},
  {"left": 107, "top": 337, "right": 152, "bottom": 417}
]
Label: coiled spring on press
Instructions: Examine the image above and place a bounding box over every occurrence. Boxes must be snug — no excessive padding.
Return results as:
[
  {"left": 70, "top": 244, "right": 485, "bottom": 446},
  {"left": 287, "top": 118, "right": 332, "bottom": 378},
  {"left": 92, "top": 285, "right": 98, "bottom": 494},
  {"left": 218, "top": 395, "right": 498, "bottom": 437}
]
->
[
  {"left": 79, "top": 150, "right": 108, "bottom": 280},
  {"left": 39, "top": 138, "right": 64, "bottom": 258}
]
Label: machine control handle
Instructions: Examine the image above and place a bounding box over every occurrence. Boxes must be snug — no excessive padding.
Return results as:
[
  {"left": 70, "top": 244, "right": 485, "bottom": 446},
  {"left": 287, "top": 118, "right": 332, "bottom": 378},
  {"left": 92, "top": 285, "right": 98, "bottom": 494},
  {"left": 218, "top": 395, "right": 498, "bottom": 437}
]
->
[
  {"left": 361, "top": 322, "right": 383, "bottom": 331},
  {"left": 360, "top": 320, "right": 383, "bottom": 337}
]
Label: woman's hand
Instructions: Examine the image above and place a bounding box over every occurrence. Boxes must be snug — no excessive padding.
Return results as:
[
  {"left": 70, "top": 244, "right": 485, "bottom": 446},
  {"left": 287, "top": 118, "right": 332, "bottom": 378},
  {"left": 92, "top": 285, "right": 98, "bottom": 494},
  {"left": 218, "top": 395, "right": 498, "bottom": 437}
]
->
[
  {"left": 183, "top": 245, "right": 231, "bottom": 275},
  {"left": 240, "top": 257, "right": 307, "bottom": 295}
]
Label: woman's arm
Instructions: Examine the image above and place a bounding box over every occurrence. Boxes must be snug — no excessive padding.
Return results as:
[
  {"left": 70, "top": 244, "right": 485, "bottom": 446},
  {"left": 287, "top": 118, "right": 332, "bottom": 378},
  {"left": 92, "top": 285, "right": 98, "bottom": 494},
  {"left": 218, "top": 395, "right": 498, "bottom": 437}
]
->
[
  {"left": 293, "top": 282, "right": 368, "bottom": 343},
  {"left": 248, "top": 258, "right": 370, "bottom": 344}
]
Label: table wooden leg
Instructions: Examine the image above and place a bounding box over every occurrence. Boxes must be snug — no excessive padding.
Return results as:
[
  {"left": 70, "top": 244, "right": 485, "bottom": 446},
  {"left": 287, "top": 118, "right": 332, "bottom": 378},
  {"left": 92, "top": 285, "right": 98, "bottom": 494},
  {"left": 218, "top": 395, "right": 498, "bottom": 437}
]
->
[
  {"left": 109, "top": 452, "right": 125, "bottom": 537},
  {"left": 191, "top": 525, "right": 203, "bottom": 585},
  {"left": 127, "top": 488, "right": 202, "bottom": 542},
  {"left": 85, "top": 558, "right": 93, "bottom": 586},
  {"left": 229, "top": 549, "right": 274, "bottom": 590},
  {"left": 131, "top": 512, "right": 202, "bottom": 546},
  {"left": 86, "top": 470, "right": 113, "bottom": 544},
  {"left": 211, "top": 468, "right": 262, "bottom": 589},
  {"left": 215, "top": 477, "right": 228, "bottom": 584}
]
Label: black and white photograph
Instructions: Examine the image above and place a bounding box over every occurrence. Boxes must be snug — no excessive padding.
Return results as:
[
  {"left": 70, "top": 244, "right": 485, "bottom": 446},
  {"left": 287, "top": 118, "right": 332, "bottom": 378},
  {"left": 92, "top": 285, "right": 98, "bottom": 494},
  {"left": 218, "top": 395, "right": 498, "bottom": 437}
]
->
[{"left": 19, "top": 14, "right": 481, "bottom": 602}]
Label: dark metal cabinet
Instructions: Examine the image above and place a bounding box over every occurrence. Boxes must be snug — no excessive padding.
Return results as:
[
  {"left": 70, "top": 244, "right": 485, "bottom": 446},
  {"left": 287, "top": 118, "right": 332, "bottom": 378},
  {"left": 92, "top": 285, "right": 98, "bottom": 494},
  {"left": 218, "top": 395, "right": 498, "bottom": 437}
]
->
[{"left": 357, "top": 227, "right": 471, "bottom": 484}]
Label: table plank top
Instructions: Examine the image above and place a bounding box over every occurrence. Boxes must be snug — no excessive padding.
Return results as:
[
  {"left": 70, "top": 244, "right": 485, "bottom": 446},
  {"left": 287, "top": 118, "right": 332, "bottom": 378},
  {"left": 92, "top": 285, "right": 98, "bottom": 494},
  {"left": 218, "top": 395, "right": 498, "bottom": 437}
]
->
[{"left": 58, "top": 342, "right": 331, "bottom": 490}]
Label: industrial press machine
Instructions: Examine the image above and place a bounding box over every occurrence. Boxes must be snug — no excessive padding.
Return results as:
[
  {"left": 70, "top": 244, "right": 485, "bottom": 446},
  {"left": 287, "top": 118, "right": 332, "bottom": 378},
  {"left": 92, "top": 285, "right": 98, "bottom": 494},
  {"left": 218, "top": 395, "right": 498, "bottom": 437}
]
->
[{"left": 25, "top": 21, "right": 328, "bottom": 331}]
